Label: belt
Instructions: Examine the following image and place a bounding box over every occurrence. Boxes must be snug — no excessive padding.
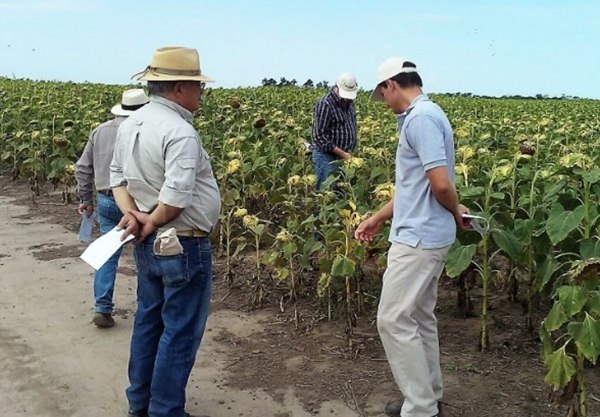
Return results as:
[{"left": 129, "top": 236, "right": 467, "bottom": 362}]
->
[
  {"left": 176, "top": 229, "right": 209, "bottom": 238},
  {"left": 98, "top": 189, "right": 113, "bottom": 196}
]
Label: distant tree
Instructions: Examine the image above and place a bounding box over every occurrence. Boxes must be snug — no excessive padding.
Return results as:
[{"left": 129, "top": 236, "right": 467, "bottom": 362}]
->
[
  {"left": 303, "top": 79, "right": 314, "bottom": 88},
  {"left": 279, "top": 77, "right": 290, "bottom": 86},
  {"left": 261, "top": 78, "right": 277, "bottom": 86},
  {"left": 290, "top": 78, "right": 297, "bottom": 86}
]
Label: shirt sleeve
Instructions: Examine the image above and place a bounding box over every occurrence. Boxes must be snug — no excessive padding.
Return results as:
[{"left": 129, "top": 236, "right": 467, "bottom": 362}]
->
[
  {"left": 109, "top": 129, "right": 126, "bottom": 189},
  {"left": 405, "top": 115, "right": 448, "bottom": 171},
  {"left": 75, "top": 131, "right": 95, "bottom": 205},
  {"left": 312, "top": 101, "right": 334, "bottom": 152},
  {"left": 158, "top": 136, "right": 199, "bottom": 209}
]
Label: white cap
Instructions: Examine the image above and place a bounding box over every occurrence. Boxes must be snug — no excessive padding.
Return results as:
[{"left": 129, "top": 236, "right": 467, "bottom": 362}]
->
[
  {"left": 111, "top": 88, "right": 150, "bottom": 116},
  {"left": 371, "top": 57, "right": 418, "bottom": 101},
  {"left": 336, "top": 73, "right": 358, "bottom": 100}
]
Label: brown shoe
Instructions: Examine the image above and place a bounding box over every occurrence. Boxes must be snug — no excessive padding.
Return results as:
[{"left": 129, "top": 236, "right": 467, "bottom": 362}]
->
[{"left": 93, "top": 312, "right": 115, "bottom": 328}]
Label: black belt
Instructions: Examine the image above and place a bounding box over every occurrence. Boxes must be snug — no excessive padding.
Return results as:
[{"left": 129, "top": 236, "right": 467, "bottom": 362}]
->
[{"left": 98, "top": 189, "right": 113, "bottom": 196}]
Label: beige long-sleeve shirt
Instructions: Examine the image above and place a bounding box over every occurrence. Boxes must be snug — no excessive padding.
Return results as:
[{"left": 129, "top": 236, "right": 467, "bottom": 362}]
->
[
  {"left": 75, "top": 117, "right": 126, "bottom": 205},
  {"left": 110, "top": 96, "right": 221, "bottom": 233}
]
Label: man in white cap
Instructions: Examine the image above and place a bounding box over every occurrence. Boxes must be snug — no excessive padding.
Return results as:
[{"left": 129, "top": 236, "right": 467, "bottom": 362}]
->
[
  {"left": 110, "top": 46, "right": 220, "bottom": 417},
  {"left": 311, "top": 72, "right": 358, "bottom": 189},
  {"left": 75, "top": 88, "right": 149, "bottom": 328},
  {"left": 355, "top": 58, "right": 470, "bottom": 417}
]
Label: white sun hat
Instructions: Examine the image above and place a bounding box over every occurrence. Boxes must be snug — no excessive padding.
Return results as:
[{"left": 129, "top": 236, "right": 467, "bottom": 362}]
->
[
  {"left": 371, "top": 57, "right": 418, "bottom": 101},
  {"left": 336, "top": 73, "right": 358, "bottom": 100},
  {"left": 111, "top": 88, "right": 150, "bottom": 116}
]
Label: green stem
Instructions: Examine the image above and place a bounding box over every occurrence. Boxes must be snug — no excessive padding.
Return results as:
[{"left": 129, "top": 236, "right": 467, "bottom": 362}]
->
[
  {"left": 480, "top": 234, "right": 490, "bottom": 352},
  {"left": 583, "top": 179, "right": 591, "bottom": 240},
  {"left": 577, "top": 350, "right": 587, "bottom": 417},
  {"left": 289, "top": 254, "right": 295, "bottom": 300}
]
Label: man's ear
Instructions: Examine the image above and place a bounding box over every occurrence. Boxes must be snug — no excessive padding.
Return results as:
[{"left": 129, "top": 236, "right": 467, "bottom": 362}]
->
[{"left": 173, "top": 81, "right": 184, "bottom": 96}]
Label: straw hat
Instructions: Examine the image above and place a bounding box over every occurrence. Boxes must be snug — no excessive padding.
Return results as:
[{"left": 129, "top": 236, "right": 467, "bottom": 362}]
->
[
  {"left": 110, "top": 88, "right": 149, "bottom": 116},
  {"left": 132, "top": 46, "right": 214, "bottom": 82}
]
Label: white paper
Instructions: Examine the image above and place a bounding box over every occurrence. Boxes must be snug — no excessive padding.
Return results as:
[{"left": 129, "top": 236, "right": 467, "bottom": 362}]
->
[
  {"left": 462, "top": 214, "right": 490, "bottom": 234},
  {"left": 80, "top": 226, "right": 134, "bottom": 270},
  {"left": 78, "top": 211, "right": 96, "bottom": 243}
]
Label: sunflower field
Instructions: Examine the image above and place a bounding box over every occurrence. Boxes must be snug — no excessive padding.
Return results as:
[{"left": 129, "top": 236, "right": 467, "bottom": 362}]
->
[{"left": 1, "top": 77, "right": 600, "bottom": 416}]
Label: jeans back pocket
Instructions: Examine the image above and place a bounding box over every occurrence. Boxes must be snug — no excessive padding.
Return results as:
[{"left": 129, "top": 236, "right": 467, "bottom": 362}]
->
[{"left": 156, "top": 253, "right": 190, "bottom": 287}]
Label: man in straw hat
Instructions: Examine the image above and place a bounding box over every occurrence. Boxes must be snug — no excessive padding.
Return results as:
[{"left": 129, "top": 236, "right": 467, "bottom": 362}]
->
[
  {"left": 355, "top": 58, "right": 471, "bottom": 417},
  {"left": 110, "top": 46, "right": 220, "bottom": 417},
  {"left": 75, "top": 88, "right": 149, "bottom": 328},
  {"left": 311, "top": 72, "right": 358, "bottom": 190}
]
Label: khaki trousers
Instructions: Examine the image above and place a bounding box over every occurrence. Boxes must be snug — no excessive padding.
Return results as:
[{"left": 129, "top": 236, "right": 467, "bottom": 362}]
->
[{"left": 377, "top": 242, "right": 451, "bottom": 417}]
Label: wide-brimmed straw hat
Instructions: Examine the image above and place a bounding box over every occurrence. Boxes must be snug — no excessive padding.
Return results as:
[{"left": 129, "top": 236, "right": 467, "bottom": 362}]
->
[
  {"left": 132, "top": 46, "right": 214, "bottom": 82},
  {"left": 110, "top": 88, "right": 149, "bottom": 116}
]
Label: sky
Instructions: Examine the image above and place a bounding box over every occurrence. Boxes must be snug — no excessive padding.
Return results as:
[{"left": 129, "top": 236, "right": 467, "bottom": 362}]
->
[{"left": 0, "top": 0, "right": 599, "bottom": 98}]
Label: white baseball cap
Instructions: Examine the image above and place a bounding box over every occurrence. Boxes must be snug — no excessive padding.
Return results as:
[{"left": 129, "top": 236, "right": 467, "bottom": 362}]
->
[
  {"left": 371, "top": 57, "right": 418, "bottom": 101},
  {"left": 336, "top": 73, "right": 358, "bottom": 100}
]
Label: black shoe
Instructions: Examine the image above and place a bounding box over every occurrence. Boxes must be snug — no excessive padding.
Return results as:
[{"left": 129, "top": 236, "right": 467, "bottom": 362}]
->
[
  {"left": 384, "top": 400, "right": 444, "bottom": 417},
  {"left": 127, "top": 408, "right": 148, "bottom": 417},
  {"left": 384, "top": 400, "right": 402, "bottom": 416},
  {"left": 128, "top": 410, "right": 192, "bottom": 417}
]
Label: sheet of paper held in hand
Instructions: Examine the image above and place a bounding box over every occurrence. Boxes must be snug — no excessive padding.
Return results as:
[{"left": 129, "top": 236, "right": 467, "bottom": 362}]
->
[
  {"left": 462, "top": 214, "right": 490, "bottom": 234},
  {"left": 80, "top": 226, "right": 134, "bottom": 270}
]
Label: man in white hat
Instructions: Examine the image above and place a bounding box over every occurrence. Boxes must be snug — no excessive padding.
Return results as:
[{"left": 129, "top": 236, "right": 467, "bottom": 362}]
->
[
  {"left": 311, "top": 72, "right": 358, "bottom": 189},
  {"left": 75, "top": 88, "right": 149, "bottom": 328},
  {"left": 355, "top": 58, "right": 471, "bottom": 417},
  {"left": 110, "top": 46, "right": 221, "bottom": 417}
]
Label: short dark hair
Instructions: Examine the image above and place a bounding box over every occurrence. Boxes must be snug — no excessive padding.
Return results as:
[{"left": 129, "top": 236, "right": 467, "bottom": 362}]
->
[
  {"left": 379, "top": 61, "right": 423, "bottom": 90},
  {"left": 147, "top": 81, "right": 178, "bottom": 97}
]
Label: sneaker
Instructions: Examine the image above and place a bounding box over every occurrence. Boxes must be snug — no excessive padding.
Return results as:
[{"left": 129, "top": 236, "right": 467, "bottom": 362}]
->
[
  {"left": 384, "top": 400, "right": 444, "bottom": 417},
  {"left": 93, "top": 312, "right": 115, "bottom": 328}
]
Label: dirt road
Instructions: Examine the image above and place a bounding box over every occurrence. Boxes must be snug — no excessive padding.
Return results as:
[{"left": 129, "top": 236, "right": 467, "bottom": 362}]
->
[{"left": 0, "top": 196, "right": 357, "bottom": 417}]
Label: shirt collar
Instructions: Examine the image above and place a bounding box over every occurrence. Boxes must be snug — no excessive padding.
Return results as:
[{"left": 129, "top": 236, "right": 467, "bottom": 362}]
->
[
  {"left": 327, "top": 87, "right": 354, "bottom": 109},
  {"left": 397, "top": 93, "right": 428, "bottom": 119},
  {"left": 405, "top": 93, "right": 428, "bottom": 112},
  {"left": 150, "top": 96, "right": 194, "bottom": 124},
  {"left": 327, "top": 87, "right": 341, "bottom": 103}
]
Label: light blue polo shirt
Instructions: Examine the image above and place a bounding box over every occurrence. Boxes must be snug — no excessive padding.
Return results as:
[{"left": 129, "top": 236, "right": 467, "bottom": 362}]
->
[{"left": 389, "top": 94, "right": 456, "bottom": 249}]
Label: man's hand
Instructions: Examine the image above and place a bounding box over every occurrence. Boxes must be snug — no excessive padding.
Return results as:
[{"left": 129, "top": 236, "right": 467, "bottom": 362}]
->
[
  {"left": 116, "top": 212, "right": 140, "bottom": 241},
  {"left": 454, "top": 204, "right": 471, "bottom": 230},
  {"left": 332, "top": 146, "right": 352, "bottom": 160},
  {"left": 354, "top": 215, "right": 384, "bottom": 242},
  {"left": 129, "top": 210, "right": 159, "bottom": 243},
  {"left": 78, "top": 203, "right": 93, "bottom": 215}
]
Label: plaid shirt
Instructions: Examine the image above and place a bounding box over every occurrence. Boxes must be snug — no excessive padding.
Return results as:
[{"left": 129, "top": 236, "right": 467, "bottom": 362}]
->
[{"left": 311, "top": 89, "right": 357, "bottom": 153}]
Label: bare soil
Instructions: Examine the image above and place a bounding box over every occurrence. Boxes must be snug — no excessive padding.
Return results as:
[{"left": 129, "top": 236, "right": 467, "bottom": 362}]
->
[{"left": 1, "top": 175, "right": 598, "bottom": 417}]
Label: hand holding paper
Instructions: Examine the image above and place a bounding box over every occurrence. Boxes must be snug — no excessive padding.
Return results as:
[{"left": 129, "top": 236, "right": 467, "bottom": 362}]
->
[{"left": 462, "top": 214, "right": 490, "bottom": 234}]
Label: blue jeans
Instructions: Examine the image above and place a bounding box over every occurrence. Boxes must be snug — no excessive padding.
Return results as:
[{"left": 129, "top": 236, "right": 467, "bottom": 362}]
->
[
  {"left": 312, "top": 150, "right": 341, "bottom": 190},
  {"left": 126, "top": 235, "right": 213, "bottom": 417},
  {"left": 94, "top": 193, "right": 123, "bottom": 314}
]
